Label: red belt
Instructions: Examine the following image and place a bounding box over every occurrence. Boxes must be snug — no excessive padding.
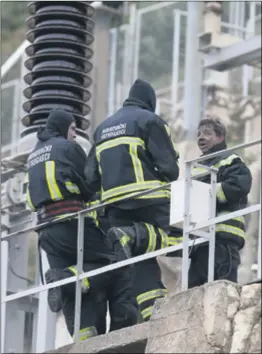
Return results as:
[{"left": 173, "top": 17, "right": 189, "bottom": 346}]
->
[{"left": 38, "top": 200, "right": 84, "bottom": 221}]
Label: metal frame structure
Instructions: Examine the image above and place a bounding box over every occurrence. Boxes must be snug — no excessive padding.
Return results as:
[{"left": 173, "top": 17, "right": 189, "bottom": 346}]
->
[
  {"left": 1, "top": 139, "right": 261, "bottom": 350},
  {"left": 1, "top": 1, "right": 261, "bottom": 352}
]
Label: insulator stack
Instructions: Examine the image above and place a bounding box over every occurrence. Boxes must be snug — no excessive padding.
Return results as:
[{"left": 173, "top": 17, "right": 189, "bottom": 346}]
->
[{"left": 21, "top": 1, "right": 95, "bottom": 141}]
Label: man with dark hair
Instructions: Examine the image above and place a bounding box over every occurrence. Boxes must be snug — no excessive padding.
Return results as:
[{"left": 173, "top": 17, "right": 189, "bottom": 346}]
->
[
  {"left": 189, "top": 117, "right": 252, "bottom": 287},
  {"left": 26, "top": 109, "right": 138, "bottom": 339},
  {"left": 86, "top": 79, "right": 181, "bottom": 320}
]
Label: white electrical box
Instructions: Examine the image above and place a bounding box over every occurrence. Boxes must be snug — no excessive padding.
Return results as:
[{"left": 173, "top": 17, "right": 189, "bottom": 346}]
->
[{"left": 170, "top": 179, "right": 211, "bottom": 228}]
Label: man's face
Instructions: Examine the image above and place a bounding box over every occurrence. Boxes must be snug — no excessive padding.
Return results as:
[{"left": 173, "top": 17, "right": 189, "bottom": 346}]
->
[
  {"left": 197, "top": 124, "right": 224, "bottom": 154},
  {"left": 67, "top": 122, "right": 77, "bottom": 141}
]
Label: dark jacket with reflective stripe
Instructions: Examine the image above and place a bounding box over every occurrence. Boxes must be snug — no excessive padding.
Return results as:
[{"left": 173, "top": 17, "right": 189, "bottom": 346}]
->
[
  {"left": 192, "top": 141, "right": 252, "bottom": 249},
  {"left": 86, "top": 105, "right": 179, "bottom": 207},
  {"left": 27, "top": 136, "right": 91, "bottom": 212}
]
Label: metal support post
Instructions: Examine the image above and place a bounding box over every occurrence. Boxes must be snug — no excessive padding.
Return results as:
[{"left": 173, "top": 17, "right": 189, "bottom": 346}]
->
[
  {"left": 126, "top": 3, "right": 137, "bottom": 90},
  {"left": 181, "top": 161, "right": 192, "bottom": 291},
  {"left": 91, "top": 8, "right": 113, "bottom": 132},
  {"left": 258, "top": 176, "right": 261, "bottom": 279},
  {"left": 35, "top": 250, "right": 56, "bottom": 353},
  {"left": 1, "top": 236, "right": 9, "bottom": 353},
  {"left": 204, "top": 35, "right": 262, "bottom": 71},
  {"left": 207, "top": 170, "right": 217, "bottom": 282},
  {"left": 108, "top": 28, "right": 117, "bottom": 116},
  {"left": 183, "top": 1, "right": 203, "bottom": 138},
  {"left": 74, "top": 213, "right": 85, "bottom": 343},
  {"left": 171, "top": 9, "right": 181, "bottom": 118}
]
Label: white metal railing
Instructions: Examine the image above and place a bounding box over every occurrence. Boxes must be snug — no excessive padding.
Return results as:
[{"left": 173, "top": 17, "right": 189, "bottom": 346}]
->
[{"left": 1, "top": 138, "right": 261, "bottom": 347}]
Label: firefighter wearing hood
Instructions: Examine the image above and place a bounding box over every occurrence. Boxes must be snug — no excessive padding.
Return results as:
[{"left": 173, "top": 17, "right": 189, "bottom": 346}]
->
[
  {"left": 26, "top": 109, "right": 138, "bottom": 339},
  {"left": 86, "top": 79, "right": 181, "bottom": 321}
]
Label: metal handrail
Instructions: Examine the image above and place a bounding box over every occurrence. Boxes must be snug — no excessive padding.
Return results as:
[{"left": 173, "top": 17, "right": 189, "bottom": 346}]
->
[
  {"left": 186, "top": 138, "right": 261, "bottom": 163},
  {"left": 1, "top": 138, "right": 261, "bottom": 344},
  {"left": 1, "top": 139, "right": 261, "bottom": 240}
]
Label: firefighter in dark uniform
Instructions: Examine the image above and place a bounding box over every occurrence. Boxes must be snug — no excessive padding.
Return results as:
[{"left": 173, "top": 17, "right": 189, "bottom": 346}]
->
[
  {"left": 189, "top": 118, "right": 252, "bottom": 287},
  {"left": 26, "top": 109, "right": 138, "bottom": 339},
  {"left": 86, "top": 79, "right": 180, "bottom": 320}
]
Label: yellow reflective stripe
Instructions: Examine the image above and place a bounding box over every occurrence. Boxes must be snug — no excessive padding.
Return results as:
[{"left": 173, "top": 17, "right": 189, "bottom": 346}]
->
[
  {"left": 129, "top": 143, "right": 144, "bottom": 183},
  {"left": 215, "top": 224, "right": 245, "bottom": 238},
  {"left": 164, "top": 124, "right": 179, "bottom": 155},
  {"left": 141, "top": 306, "right": 153, "bottom": 320},
  {"left": 192, "top": 154, "right": 242, "bottom": 177},
  {"left": 101, "top": 180, "right": 166, "bottom": 201},
  {"left": 168, "top": 236, "right": 183, "bottom": 245},
  {"left": 137, "top": 190, "right": 170, "bottom": 200},
  {"left": 216, "top": 183, "right": 227, "bottom": 203},
  {"left": 68, "top": 266, "right": 90, "bottom": 289},
  {"left": 144, "top": 224, "right": 157, "bottom": 253},
  {"left": 45, "top": 161, "right": 63, "bottom": 200},
  {"left": 158, "top": 228, "right": 169, "bottom": 249},
  {"left": 191, "top": 167, "right": 206, "bottom": 177},
  {"left": 214, "top": 154, "right": 242, "bottom": 169},
  {"left": 120, "top": 233, "right": 130, "bottom": 247},
  {"left": 217, "top": 211, "right": 245, "bottom": 225},
  {"left": 73, "top": 326, "right": 97, "bottom": 341},
  {"left": 65, "top": 181, "right": 80, "bottom": 194},
  {"left": 96, "top": 137, "right": 145, "bottom": 154},
  {"left": 137, "top": 288, "right": 167, "bottom": 305},
  {"left": 26, "top": 188, "right": 36, "bottom": 211}
]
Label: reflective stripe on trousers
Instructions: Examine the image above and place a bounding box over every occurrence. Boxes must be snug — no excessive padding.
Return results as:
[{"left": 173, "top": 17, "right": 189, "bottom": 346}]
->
[{"left": 73, "top": 326, "right": 98, "bottom": 341}]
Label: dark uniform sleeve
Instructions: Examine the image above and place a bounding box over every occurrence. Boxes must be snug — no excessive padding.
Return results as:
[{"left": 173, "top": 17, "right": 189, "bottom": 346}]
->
[
  {"left": 144, "top": 116, "right": 180, "bottom": 182},
  {"left": 65, "top": 142, "right": 93, "bottom": 201},
  {"left": 85, "top": 144, "right": 101, "bottom": 195},
  {"left": 216, "top": 156, "right": 252, "bottom": 204}
]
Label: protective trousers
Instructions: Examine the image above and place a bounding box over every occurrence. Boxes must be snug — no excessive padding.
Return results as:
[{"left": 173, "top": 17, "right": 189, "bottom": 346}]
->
[
  {"left": 39, "top": 219, "right": 138, "bottom": 337},
  {"left": 188, "top": 242, "right": 240, "bottom": 289},
  {"left": 49, "top": 263, "right": 138, "bottom": 337},
  {"left": 107, "top": 203, "right": 183, "bottom": 258},
  {"left": 106, "top": 203, "right": 174, "bottom": 321}
]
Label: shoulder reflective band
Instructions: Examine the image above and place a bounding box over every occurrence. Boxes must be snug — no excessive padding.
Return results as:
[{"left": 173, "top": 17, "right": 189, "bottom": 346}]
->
[
  {"left": 144, "top": 224, "right": 157, "bottom": 253},
  {"left": 137, "top": 288, "right": 167, "bottom": 305},
  {"left": 45, "top": 161, "right": 63, "bottom": 201},
  {"left": 96, "top": 136, "right": 145, "bottom": 155},
  {"left": 192, "top": 154, "right": 242, "bottom": 177},
  {"left": 216, "top": 183, "right": 227, "bottom": 203}
]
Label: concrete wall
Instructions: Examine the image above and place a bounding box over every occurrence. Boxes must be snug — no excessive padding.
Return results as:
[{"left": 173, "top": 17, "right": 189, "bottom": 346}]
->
[{"left": 47, "top": 280, "right": 261, "bottom": 354}]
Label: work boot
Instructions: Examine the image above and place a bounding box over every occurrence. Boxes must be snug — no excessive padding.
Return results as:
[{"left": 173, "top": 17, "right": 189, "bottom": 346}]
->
[
  {"left": 45, "top": 268, "right": 64, "bottom": 313},
  {"left": 107, "top": 226, "right": 137, "bottom": 261}
]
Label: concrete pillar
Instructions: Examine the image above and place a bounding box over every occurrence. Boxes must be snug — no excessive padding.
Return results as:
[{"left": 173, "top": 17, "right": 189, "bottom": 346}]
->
[{"left": 90, "top": 9, "right": 113, "bottom": 134}]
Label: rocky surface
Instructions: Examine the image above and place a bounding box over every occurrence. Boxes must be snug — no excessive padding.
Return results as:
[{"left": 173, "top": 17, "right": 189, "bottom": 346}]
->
[{"left": 48, "top": 280, "right": 261, "bottom": 353}]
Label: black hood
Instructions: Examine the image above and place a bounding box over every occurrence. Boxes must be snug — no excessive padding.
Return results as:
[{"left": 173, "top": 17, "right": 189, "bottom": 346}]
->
[
  {"left": 123, "top": 79, "right": 156, "bottom": 112},
  {"left": 37, "top": 109, "right": 75, "bottom": 141}
]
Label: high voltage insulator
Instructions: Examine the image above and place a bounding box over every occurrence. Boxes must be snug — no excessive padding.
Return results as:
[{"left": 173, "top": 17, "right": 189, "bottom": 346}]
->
[{"left": 21, "top": 1, "right": 95, "bottom": 141}]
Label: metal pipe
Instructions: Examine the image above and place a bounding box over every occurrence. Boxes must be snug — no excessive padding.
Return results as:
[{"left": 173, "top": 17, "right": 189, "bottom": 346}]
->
[
  {"left": 181, "top": 161, "right": 192, "bottom": 291},
  {"left": 74, "top": 213, "right": 84, "bottom": 343},
  {"left": 207, "top": 170, "right": 217, "bottom": 282},
  {"left": 183, "top": 1, "right": 202, "bottom": 138}
]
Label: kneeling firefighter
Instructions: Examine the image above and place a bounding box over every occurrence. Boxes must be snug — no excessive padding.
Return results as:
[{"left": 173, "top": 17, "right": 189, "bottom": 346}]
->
[
  {"left": 87, "top": 194, "right": 168, "bottom": 322},
  {"left": 85, "top": 79, "right": 183, "bottom": 320},
  {"left": 26, "top": 109, "right": 138, "bottom": 338}
]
